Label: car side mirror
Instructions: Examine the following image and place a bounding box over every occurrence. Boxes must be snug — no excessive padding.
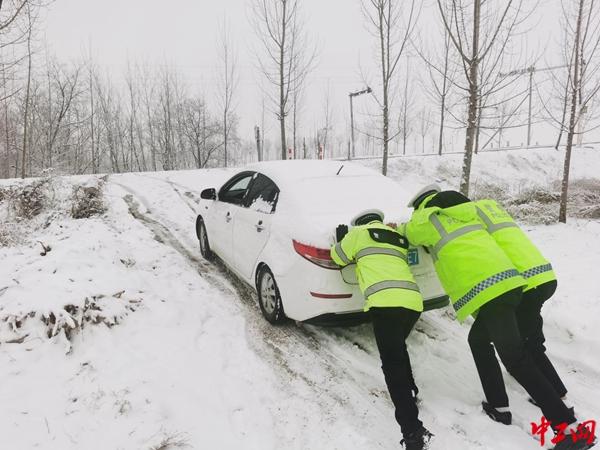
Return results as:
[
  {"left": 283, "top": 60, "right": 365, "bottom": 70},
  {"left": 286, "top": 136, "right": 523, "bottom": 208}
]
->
[{"left": 201, "top": 188, "right": 217, "bottom": 200}]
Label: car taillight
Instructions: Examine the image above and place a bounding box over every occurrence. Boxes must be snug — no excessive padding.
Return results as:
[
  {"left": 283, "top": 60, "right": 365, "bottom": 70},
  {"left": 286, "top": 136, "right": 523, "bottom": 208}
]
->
[{"left": 292, "top": 240, "right": 340, "bottom": 270}]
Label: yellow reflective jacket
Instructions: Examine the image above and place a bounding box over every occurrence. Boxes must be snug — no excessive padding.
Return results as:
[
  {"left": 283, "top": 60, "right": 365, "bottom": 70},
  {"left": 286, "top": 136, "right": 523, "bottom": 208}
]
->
[
  {"left": 403, "top": 194, "right": 526, "bottom": 321},
  {"left": 330, "top": 221, "right": 423, "bottom": 312},
  {"left": 475, "top": 199, "right": 556, "bottom": 291}
]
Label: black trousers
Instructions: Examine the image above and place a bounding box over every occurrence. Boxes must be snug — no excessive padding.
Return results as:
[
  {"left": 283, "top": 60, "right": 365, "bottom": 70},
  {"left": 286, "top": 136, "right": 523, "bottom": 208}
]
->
[
  {"left": 516, "top": 280, "right": 567, "bottom": 397},
  {"left": 370, "top": 307, "right": 422, "bottom": 437},
  {"left": 468, "top": 288, "right": 575, "bottom": 426}
]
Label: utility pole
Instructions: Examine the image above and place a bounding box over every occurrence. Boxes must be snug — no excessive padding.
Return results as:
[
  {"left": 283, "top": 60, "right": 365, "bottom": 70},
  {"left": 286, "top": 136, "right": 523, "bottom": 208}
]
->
[
  {"left": 349, "top": 87, "right": 371, "bottom": 159},
  {"left": 255, "top": 126, "right": 262, "bottom": 161},
  {"left": 499, "top": 64, "right": 567, "bottom": 148}
]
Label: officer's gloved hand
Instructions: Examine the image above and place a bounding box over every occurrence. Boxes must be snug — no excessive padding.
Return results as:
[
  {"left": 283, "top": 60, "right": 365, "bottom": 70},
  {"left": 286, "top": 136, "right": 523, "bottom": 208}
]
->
[{"left": 336, "top": 224, "right": 349, "bottom": 242}]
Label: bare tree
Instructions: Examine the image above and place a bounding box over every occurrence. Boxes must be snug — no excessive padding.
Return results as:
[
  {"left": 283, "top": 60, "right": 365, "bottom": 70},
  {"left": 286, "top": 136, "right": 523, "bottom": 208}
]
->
[
  {"left": 418, "top": 107, "right": 432, "bottom": 153},
  {"left": 291, "top": 74, "right": 304, "bottom": 158},
  {"left": 181, "top": 97, "right": 222, "bottom": 168},
  {"left": 414, "top": 4, "right": 457, "bottom": 156},
  {"left": 436, "top": 0, "right": 530, "bottom": 195},
  {"left": 320, "top": 81, "right": 333, "bottom": 157},
  {"left": 1, "top": 63, "right": 14, "bottom": 177},
  {"left": 216, "top": 22, "right": 238, "bottom": 168},
  {"left": 558, "top": 0, "right": 600, "bottom": 223},
  {"left": 398, "top": 58, "right": 415, "bottom": 155},
  {"left": 251, "top": 0, "right": 315, "bottom": 160},
  {"left": 86, "top": 51, "right": 99, "bottom": 173},
  {"left": 155, "top": 66, "right": 185, "bottom": 171},
  {"left": 361, "top": 0, "right": 418, "bottom": 175},
  {"left": 20, "top": 0, "right": 32, "bottom": 178},
  {"left": 41, "top": 58, "right": 82, "bottom": 169}
]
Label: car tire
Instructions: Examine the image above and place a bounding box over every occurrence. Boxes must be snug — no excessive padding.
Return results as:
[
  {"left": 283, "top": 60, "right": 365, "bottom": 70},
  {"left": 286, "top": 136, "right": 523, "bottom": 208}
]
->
[
  {"left": 196, "top": 216, "right": 214, "bottom": 261},
  {"left": 256, "top": 265, "right": 286, "bottom": 324}
]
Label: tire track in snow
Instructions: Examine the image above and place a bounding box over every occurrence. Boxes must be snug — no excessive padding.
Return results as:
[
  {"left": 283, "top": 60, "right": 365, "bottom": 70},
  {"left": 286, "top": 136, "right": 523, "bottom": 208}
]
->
[
  {"left": 112, "top": 177, "right": 543, "bottom": 449},
  {"left": 114, "top": 183, "right": 397, "bottom": 447}
]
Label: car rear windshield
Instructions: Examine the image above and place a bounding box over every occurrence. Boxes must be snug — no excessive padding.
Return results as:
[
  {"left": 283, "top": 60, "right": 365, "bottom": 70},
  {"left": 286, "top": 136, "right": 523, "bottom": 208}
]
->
[{"left": 292, "top": 175, "right": 402, "bottom": 215}]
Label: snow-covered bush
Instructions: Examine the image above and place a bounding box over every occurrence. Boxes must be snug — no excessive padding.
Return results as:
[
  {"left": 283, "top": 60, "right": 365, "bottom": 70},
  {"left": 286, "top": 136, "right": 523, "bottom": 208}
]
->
[
  {"left": 71, "top": 182, "right": 106, "bottom": 219},
  {"left": 512, "top": 186, "right": 560, "bottom": 205},
  {"left": 0, "top": 290, "right": 142, "bottom": 350},
  {"left": 470, "top": 182, "right": 510, "bottom": 203},
  {"left": 0, "top": 223, "right": 20, "bottom": 247},
  {"left": 10, "top": 179, "right": 50, "bottom": 219}
]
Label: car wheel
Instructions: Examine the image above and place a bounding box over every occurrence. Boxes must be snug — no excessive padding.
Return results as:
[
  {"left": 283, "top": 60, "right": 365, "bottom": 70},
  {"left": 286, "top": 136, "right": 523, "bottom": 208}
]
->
[
  {"left": 257, "top": 265, "right": 286, "bottom": 324},
  {"left": 196, "top": 216, "right": 214, "bottom": 261}
]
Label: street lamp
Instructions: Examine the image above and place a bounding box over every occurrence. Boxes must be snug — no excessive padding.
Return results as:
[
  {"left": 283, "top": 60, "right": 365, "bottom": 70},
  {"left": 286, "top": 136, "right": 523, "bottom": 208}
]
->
[{"left": 349, "top": 87, "right": 372, "bottom": 159}]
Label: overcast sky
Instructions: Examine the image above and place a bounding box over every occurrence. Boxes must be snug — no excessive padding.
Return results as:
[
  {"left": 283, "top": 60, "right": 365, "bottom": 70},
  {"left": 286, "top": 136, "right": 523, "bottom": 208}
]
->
[{"left": 42, "top": 0, "right": 563, "bottom": 153}]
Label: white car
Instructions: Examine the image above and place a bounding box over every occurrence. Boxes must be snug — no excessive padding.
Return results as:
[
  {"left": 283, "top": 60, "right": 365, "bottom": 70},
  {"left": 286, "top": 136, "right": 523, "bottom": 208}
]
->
[{"left": 195, "top": 160, "right": 448, "bottom": 324}]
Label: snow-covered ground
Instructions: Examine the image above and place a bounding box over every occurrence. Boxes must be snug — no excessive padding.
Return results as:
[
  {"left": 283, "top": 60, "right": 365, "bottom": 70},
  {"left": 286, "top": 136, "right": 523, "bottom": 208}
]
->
[{"left": 0, "top": 148, "right": 599, "bottom": 449}]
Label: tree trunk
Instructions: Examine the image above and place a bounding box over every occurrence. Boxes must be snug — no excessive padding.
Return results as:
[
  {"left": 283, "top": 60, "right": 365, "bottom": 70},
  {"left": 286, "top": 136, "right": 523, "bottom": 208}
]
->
[
  {"left": 438, "top": 30, "right": 450, "bottom": 156},
  {"left": 379, "top": 6, "right": 389, "bottom": 175},
  {"left": 279, "top": 1, "right": 288, "bottom": 159},
  {"left": 21, "top": 4, "right": 33, "bottom": 179},
  {"left": 89, "top": 67, "right": 97, "bottom": 173},
  {"left": 2, "top": 65, "right": 10, "bottom": 178},
  {"left": 559, "top": 0, "right": 584, "bottom": 223},
  {"left": 459, "top": 0, "right": 480, "bottom": 196},
  {"left": 555, "top": 68, "right": 572, "bottom": 151},
  {"left": 255, "top": 125, "right": 261, "bottom": 161},
  {"left": 292, "top": 89, "right": 298, "bottom": 159},
  {"left": 223, "top": 110, "right": 228, "bottom": 167},
  {"left": 474, "top": 94, "right": 483, "bottom": 154},
  {"left": 303, "top": 137, "right": 307, "bottom": 159}
]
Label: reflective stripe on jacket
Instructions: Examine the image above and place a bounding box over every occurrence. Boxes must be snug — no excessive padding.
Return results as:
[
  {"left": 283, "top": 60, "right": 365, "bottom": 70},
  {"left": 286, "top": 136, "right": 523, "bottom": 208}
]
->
[
  {"left": 475, "top": 199, "right": 556, "bottom": 291},
  {"left": 404, "top": 194, "right": 526, "bottom": 321},
  {"left": 330, "top": 221, "right": 423, "bottom": 312}
]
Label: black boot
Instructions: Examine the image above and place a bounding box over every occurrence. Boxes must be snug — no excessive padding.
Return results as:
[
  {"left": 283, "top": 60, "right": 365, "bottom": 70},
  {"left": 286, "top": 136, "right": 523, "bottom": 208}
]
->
[
  {"left": 400, "top": 426, "right": 433, "bottom": 450},
  {"left": 528, "top": 397, "right": 576, "bottom": 418},
  {"left": 552, "top": 422, "right": 596, "bottom": 450},
  {"left": 553, "top": 437, "right": 596, "bottom": 450},
  {"left": 482, "top": 401, "right": 512, "bottom": 425}
]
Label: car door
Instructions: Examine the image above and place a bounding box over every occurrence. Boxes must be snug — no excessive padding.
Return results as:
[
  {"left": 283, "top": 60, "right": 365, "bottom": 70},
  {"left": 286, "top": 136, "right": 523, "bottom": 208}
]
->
[
  {"left": 209, "top": 171, "right": 255, "bottom": 264},
  {"left": 232, "top": 173, "right": 280, "bottom": 281}
]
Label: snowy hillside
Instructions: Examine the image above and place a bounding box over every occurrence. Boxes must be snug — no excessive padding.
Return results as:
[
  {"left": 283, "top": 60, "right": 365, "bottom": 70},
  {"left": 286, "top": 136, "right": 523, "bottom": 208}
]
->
[{"left": 0, "top": 148, "right": 599, "bottom": 450}]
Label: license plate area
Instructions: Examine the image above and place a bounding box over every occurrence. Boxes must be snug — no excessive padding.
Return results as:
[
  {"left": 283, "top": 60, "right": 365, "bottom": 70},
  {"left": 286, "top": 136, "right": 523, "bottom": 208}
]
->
[{"left": 408, "top": 248, "right": 419, "bottom": 266}]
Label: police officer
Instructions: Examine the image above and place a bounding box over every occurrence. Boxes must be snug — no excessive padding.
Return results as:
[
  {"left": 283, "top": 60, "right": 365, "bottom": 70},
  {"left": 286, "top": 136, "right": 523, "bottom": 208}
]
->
[
  {"left": 475, "top": 199, "right": 570, "bottom": 410},
  {"left": 331, "top": 209, "right": 433, "bottom": 450},
  {"left": 401, "top": 186, "right": 583, "bottom": 449}
]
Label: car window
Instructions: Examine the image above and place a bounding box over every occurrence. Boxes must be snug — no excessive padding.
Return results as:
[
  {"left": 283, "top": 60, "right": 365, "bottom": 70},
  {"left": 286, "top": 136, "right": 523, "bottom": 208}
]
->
[
  {"left": 218, "top": 172, "right": 254, "bottom": 205},
  {"left": 244, "top": 173, "right": 280, "bottom": 214}
]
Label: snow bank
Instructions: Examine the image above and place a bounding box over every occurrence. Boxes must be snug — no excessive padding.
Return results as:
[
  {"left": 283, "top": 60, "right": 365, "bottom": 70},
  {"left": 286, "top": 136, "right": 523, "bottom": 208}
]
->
[{"left": 0, "top": 149, "right": 598, "bottom": 449}]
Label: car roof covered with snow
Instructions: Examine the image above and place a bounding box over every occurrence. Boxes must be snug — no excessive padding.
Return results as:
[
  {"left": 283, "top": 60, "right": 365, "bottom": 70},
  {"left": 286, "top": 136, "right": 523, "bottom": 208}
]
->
[
  {"left": 244, "top": 160, "right": 415, "bottom": 246},
  {"left": 246, "top": 159, "right": 380, "bottom": 186}
]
